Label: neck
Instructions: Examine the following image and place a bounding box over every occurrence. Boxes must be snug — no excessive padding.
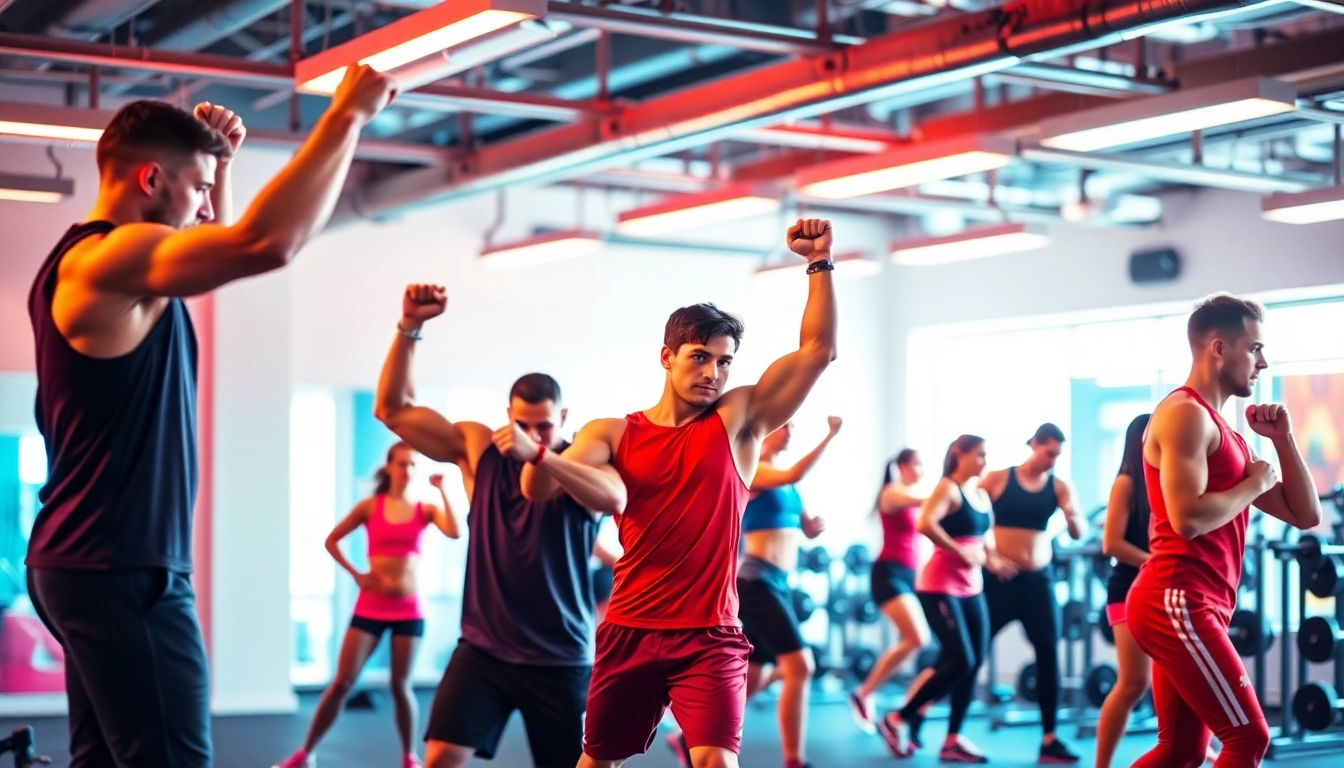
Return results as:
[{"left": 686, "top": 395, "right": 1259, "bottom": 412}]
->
[
  {"left": 1020, "top": 458, "right": 1048, "bottom": 477},
  {"left": 949, "top": 471, "right": 977, "bottom": 485},
  {"left": 386, "top": 488, "right": 407, "bottom": 500},
  {"left": 648, "top": 382, "right": 713, "bottom": 427},
  {"left": 1184, "top": 365, "right": 1231, "bottom": 412},
  {"left": 88, "top": 188, "right": 147, "bottom": 228}
]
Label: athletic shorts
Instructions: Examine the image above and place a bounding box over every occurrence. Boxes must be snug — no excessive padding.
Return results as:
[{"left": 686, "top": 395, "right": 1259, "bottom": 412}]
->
[
  {"left": 1106, "top": 602, "right": 1127, "bottom": 626},
  {"left": 350, "top": 615, "right": 425, "bottom": 638},
  {"left": 583, "top": 622, "right": 751, "bottom": 760},
  {"left": 871, "top": 560, "right": 917, "bottom": 605},
  {"left": 425, "top": 640, "right": 590, "bottom": 767},
  {"left": 737, "top": 555, "right": 804, "bottom": 665}
]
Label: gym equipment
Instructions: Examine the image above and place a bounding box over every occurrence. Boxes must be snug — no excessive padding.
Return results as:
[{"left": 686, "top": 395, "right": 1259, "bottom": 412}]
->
[
  {"left": 1018, "top": 662, "right": 1040, "bottom": 704},
  {"left": 1062, "top": 600, "right": 1089, "bottom": 643},
  {"left": 842, "top": 544, "right": 873, "bottom": 575},
  {"left": 986, "top": 683, "right": 1015, "bottom": 705},
  {"left": 1292, "top": 682, "right": 1343, "bottom": 733},
  {"left": 1083, "top": 664, "right": 1119, "bottom": 708},
  {"left": 851, "top": 598, "right": 880, "bottom": 625},
  {"left": 0, "top": 727, "right": 49, "bottom": 767},
  {"left": 1297, "top": 616, "right": 1343, "bottom": 665},
  {"left": 848, "top": 647, "right": 879, "bottom": 681},
  {"left": 1307, "top": 556, "right": 1344, "bottom": 599},
  {"left": 791, "top": 589, "right": 816, "bottom": 623},
  {"left": 826, "top": 595, "right": 850, "bottom": 622},
  {"left": 1228, "top": 609, "right": 1275, "bottom": 657},
  {"left": 800, "top": 546, "right": 831, "bottom": 573}
]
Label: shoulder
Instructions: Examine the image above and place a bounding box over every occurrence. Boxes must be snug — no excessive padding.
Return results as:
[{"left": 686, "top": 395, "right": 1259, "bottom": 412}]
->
[
  {"left": 1152, "top": 395, "right": 1215, "bottom": 444},
  {"left": 981, "top": 468, "right": 1010, "bottom": 493},
  {"left": 578, "top": 417, "right": 626, "bottom": 442},
  {"left": 354, "top": 497, "right": 376, "bottom": 517}
]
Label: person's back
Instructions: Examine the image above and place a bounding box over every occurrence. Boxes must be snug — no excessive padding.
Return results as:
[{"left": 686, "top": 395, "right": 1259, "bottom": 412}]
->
[{"left": 25, "top": 67, "right": 396, "bottom": 768}]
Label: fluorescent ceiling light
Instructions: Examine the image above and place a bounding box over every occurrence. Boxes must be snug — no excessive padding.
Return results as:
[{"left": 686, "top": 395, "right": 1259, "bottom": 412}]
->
[
  {"left": 479, "top": 230, "right": 602, "bottom": 270},
  {"left": 0, "top": 102, "right": 106, "bottom": 144},
  {"left": 617, "top": 183, "right": 780, "bottom": 237},
  {"left": 736, "top": 123, "right": 897, "bottom": 154},
  {"left": 757, "top": 251, "right": 881, "bottom": 281},
  {"left": 1038, "top": 77, "right": 1296, "bottom": 152},
  {"left": 295, "top": 0, "right": 547, "bottom": 95},
  {"left": 0, "top": 173, "right": 74, "bottom": 204},
  {"left": 890, "top": 223, "right": 1050, "bottom": 266},
  {"left": 796, "top": 134, "right": 1014, "bottom": 199},
  {"left": 1261, "top": 186, "right": 1344, "bottom": 225}
]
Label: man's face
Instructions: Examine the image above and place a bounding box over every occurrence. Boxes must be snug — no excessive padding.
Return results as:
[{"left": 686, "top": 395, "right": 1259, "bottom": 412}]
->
[
  {"left": 1213, "top": 318, "right": 1267, "bottom": 399},
  {"left": 143, "top": 153, "right": 216, "bottom": 229},
  {"left": 662, "top": 335, "right": 736, "bottom": 408},
  {"left": 507, "top": 397, "right": 565, "bottom": 449}
]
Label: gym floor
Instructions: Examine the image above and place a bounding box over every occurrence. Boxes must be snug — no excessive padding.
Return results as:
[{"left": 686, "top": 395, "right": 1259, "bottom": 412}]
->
[{"left": 3, "top": 688, "right": 1341, "bottom": 768}]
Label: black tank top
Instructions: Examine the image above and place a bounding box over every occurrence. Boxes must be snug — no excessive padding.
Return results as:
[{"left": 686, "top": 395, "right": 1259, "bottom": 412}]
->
[
  {"left": 942, "top": 485, "right": 992, "bottom": 538},
  {"left": 992, "top": 468, "right": 1057, "bottom": 531},
  {"left": 26, "top": 221, "right": 198, "bottom": 573}
]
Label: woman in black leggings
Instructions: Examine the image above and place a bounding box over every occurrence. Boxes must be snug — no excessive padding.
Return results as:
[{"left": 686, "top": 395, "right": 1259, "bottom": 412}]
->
[{"left": 878, "top": 435, "right": 1016, "bottom": 763}]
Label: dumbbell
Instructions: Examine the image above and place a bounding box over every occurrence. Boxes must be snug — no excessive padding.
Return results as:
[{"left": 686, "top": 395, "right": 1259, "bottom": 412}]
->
[
  {"left": 1296, "top": 616, "right": 1344, "bottom": 664},
  {"left": 1062, "top": 600, "right": 1089, "bottom": 643},
  {"left": 1018, "top": 662, "right": 1041, "bottom": 704},
  {"left": 1296, "top": 534, "right": 1344, "bottom": 598},
  {"left": 1228, "top": 609, "right": 1275, "bottom": 657},
  {"left": 827, "top": 595, "right": 851, "bottom": 622},
  {"left": 799, "top": 546, "right": 831, "bottom": 573},
  {"left": 791, "top": 589, "right": 816, "bottom": 623},
  {"left": 1083, "top": 664, "right": 1119, "bottom": 708},
  {"left": 848, "top": 647, "right": 879, "bottom": 681},
  {"left": 1292, "top": 682, "right": 1344, "bottom": 732},
  {"left": 851, "top": 598, "right": 881, "bottom": 625},
  {"left": 843, "top": 545, "right": 873, "bottom": 575}
]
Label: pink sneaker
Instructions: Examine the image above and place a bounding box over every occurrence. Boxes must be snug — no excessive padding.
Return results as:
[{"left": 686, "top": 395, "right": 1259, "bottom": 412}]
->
[
  {"left": 272, "top": 749, "right": 314, "bottom": 768},
  {"left": 404, "top": 755, "right": 423, "bottom": 768}
]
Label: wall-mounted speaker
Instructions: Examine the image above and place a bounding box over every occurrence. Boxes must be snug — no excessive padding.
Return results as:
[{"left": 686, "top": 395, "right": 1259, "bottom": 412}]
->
[{"left": 1130, "top": 248, "right": 1180, "bottom": 284}]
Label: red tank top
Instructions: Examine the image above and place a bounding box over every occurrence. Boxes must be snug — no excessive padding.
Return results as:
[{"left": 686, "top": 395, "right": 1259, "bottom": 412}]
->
[
  {"left": 877, "top": 504, "right": 920, "bottom": 570},
  {"left": 1136, "top": 386, "right": 1251, "bottom": 618},
  {"left": 606, "top": 410, "right": 750, "bottom": 629}
]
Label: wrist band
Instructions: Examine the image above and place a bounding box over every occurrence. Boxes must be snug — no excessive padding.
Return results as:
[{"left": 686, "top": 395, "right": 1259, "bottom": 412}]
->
[
  {"left": 397, "top": 323, "right": 423, "bottom": 341},
  {"left": 805, "top": 260, "right": 835, "bottom": 275},
  {"left": 529, "top": 444, "right": 547, "bottom": 465}
]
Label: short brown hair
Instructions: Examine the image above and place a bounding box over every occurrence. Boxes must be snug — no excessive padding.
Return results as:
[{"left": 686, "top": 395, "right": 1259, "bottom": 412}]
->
[
  {"left": 96, "top": 100, "right": 229, "bottom": 174},
  {"left": 509, "top": 373, "right": 562, "bottom": 406},
  {"left": 1187, "top": 293, "right": 1265, "bottom": 347},
  {"left": 664, "top": 303, "right": 745, "bottom": 354}
]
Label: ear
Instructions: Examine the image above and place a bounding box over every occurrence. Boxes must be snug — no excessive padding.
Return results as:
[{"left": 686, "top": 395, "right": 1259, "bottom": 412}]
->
[
  {"left": 1209, "top": 337, "right": 1226, "bottom": 359},
  {"left": 137, "top": 163, "right": 161, "bottom": 195},
  {"left": 660, "top": 345, "right": 674, "bottom": 370}
]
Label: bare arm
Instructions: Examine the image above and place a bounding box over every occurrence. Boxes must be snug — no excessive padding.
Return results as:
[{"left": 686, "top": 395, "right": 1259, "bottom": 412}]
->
[
  {"left": 878, "top": 483, "right": 924, "bottom": 513},
  {"left": 980, "top": 469, "right": 1010, "bottom": 502},
  {"left": 1156, "top": 399, "right": 1271, "bottom": 540},
  {"left": 521, "top": 420, "right": 627, "bottom": 514},
  {"left": 71, "top": 67, "right": 394, "bottom": 299},
  {"left": 427, "top": 476, "right": 462, "bottom": 539},
  {"left": 1102, "top": 475, "right": 1149, "bottom": 568},
  {"left": 1056, "top": 479, "right": 1087, "bottom": 541},
  {"left": 742, "top": 220, "right": 838, "bottom": 438},
  {"left": 1250, "top": 432, "right": 1322, "bottom": 530},
  {"left": 751, "top": 421, "right": 840, "bottom": 491},
  {"left": 326, "top": 501, "right": 371, "bottom": 580},
  {"left": 193, "top": 103, "right": 244, "bottom": 226}
]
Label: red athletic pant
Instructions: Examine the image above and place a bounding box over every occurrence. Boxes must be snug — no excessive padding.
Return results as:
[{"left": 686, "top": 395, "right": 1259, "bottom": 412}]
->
[{"left": 1126, "top": 587, "right": 1270, "bottom": 768}]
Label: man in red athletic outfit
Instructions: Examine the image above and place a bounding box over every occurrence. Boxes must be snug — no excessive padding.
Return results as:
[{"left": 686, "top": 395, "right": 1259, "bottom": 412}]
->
[
  {"left": 515, "top": 219, "right": 838, "bottom": 768},
  {"left": 1128, "top": 294, "right": 1321, "bottom": 768}
]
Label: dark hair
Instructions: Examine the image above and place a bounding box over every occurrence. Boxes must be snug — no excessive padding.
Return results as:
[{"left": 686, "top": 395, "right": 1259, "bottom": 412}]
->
[
  {"left": 373, "top": 441, "right": 412, "bottom": 496},
  {"left": 1029, "top": 422, "right": 1066, "bottom": 446},
  {"left": 663, "top": 303, "right": 746, "bottom": 354},
  {"left": 96, "top": 100, "right": 229, "bottom": 174},
  {"left": 1118, "top": 414, "right": 1152, "bottom": 524},
  {"left": 873, "top": 448, "right": 919, "bottom": 513},
  {"left": 509, "top": 373, "right": 562, "bottom": 405},
  {"left": 1187, "top": 293, "right": 1265, "bottom": 348},
  {"left": 942, "top": 435, "right": 985, "bottom": 478}
]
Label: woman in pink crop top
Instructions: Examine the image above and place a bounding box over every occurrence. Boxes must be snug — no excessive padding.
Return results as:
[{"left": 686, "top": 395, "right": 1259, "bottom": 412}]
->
[
  {"left": 848, "top": 448, "right": 932, "bottom": 733},
  {"left": 276, "top": 442, "right": 459, "bottom": 768}
]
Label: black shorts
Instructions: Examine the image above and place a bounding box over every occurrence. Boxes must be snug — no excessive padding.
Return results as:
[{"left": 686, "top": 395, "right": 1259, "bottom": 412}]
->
[
  {"left": 592, "top": 563, "right": 614, "bottom": 605},
  {"left": 350, "top": 615, "right": 425, "bottom": 638},
  {"left": 28, "top": 568, "right": 211, "bottom": 768},
  {"left": 736, "top": 555, "right": 804, "bottom": 665},
  {"left": 871, "top": 561, "right": 917, "bottom": 606},
  {"left": 426, "top": 640, "right": 591, "bottom": 767}
]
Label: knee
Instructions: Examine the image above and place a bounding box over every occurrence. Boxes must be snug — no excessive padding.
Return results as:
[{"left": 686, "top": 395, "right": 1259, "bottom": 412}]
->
[
  {"left": 779, "top": 650, "right": 814, "bottom": 681},
  {"left": 330, "top": 675, "right": 357, "bottom": 698},
  {"left": 389, "top": 674, "right": 412, "bottom": 694},
  {"left": 690, "top": 750, "right": 736, "bottom": 768},
  {"left": 1111, "top": 680, "right": 1149, "bottom": 707},
  {"left": 424, "top": 740, "right": 471, "bottom": 768},
  {"left": 1224, "top": 719, "right": 1270, "bottom": 760}
]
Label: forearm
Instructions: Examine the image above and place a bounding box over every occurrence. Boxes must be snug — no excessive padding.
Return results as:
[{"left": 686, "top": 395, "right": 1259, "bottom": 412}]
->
[
  {"left": 520, "top": 462, "right": 564, "bottom": 502},
  {"left": 787, "top": 435, "right": 834, "bottom": 482},
  {"left": 234, "top": 111, "right": 363, "bottom": 258},
  {"left": 533, "top": 453, "right": 626, "bottom": 515},
  {"left": 435, "top": 488, "right": 461, "bottom": 538},
  {"left": 799, "top": 265, "right": 838, "bottom": 362},
  {"left": 1176, "top": 479, "right": 1264, "bottom": 538},
  {"left": 1272, "top": 435, "right": 1323, "bottom": 528},
  {"left": 326, "top": 541, "right": 360, "bottom": 578},
  {"left": 1103, "top": 538, "right": 1149, "bottom": 569},
  {"left": 375, "top": 331, "right": 418, "bottom": 419},
  {"left": 919, "top": 520, "right": 962, "bottom": 555},
  {"left": 212, "top": 161, "right": 234, "bottom": 225}
]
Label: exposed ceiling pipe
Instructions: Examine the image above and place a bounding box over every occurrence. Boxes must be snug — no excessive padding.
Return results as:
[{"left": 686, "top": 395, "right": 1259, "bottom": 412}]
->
[
  {"left": 331, "top": 0, "right": 1279, "bottom": 223},
  {"left": 1019, "top": 146, "right": 1320, "bottom": 193},
  {"left": 43, "top": 0, "right": 161, "bottom": 40}
]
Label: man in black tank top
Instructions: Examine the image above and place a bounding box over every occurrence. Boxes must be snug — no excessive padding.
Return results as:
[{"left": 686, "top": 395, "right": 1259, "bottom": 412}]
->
[
  {"left": 27, "top": 67, "right": 395, "bottom": 767},
  {"left": 978, "top": 424, "right": 1086, "bottom": 764}
]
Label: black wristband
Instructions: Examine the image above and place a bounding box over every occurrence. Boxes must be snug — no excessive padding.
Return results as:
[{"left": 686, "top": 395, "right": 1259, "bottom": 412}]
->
[{"left": 805, "top": 260, "right": 835, "bottom": 275}]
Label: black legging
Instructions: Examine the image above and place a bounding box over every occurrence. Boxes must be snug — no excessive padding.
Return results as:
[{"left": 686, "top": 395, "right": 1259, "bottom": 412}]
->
[
  {"left": 984, "top": 568, "right": 1061, "bottom": 734},
  {"left": 898, "top": 592, "right": 988, "bottom": 735}
]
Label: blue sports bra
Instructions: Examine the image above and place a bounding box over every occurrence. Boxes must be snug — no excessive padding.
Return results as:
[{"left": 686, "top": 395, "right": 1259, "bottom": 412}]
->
[
  {"left": 992, "top": 469, "right": 1058, "bottom": 531},
  {"left": 742, "top": 486, "right": 803, "bottom": 532}
]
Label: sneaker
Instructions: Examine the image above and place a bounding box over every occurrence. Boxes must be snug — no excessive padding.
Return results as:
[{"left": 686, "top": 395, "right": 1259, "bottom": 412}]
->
[
  {"left": 848, "top": 691, "right": 875, "bottom": 734},
  {"left": 404, "top": 755, "right": 423, "bottom": 768},
  {"left": 665, "top": 731, "right": 692, "bottom": 768},
  {"left": 876, "top": 712, "right": 914, "bottom": 758},
  {"left": 1038, "top": 738, "right": 1080, "bottom": 764},
  {"left": 940, "top": 737, "right": 988, "bottom": 764},
  {"left": 272, "top": 750, "right": 314, "bottom": 768}
]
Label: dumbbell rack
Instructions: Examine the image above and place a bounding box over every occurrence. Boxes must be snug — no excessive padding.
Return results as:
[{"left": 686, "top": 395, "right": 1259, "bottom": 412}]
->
[{"left": 1265, "top": 529, "right": 1344, "bottom": 758}]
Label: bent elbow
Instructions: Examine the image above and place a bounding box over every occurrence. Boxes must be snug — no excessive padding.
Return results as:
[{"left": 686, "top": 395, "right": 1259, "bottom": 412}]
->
[
  {"left": 1297, "top": 509, "right": 1323, "bottom": 531},
  {"left": 1100, "top": 538, "right": 1116, "bottom": 558},
  {"left": 1176, "top": 521, "right": 1201, "bottom": 541},
  {"left": 605, "top": 494, "right": 627, "bottom": 516}
]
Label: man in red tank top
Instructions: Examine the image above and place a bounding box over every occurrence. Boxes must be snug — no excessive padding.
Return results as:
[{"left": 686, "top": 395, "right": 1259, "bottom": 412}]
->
[
  {"left": 1127, "top": 294, "right": 1321, "bottom": 768},
  {"left": 520, "top": 219, "right": 839, "bottom": 768}
]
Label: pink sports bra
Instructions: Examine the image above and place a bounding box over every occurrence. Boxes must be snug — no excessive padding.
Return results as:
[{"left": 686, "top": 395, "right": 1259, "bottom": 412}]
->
[{"left": 367, "top": 495, "right": 427, "bottom": 558}]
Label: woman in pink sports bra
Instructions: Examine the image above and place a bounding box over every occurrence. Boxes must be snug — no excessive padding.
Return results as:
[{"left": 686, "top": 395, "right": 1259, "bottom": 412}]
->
[{"left": 276, "top": 442, "right": 459, "bottom": 768}]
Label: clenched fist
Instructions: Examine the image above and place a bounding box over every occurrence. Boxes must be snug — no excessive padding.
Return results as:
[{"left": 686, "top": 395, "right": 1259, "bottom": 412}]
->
[
  {"left": 402, "top": 284, "right": 446, "bottom": 328},
  {"left": 787, "top": 218, "right": 833, "bottom": 262},
  {"left": 194, "top": 102, "right": 245, "bottom": 161},
  {"left": 1246, "top": 403, "right": 1292, "bottom": 441},
  {"left": 494, "top": 422, "right": 540, "bottom": 463},
  {"left": 332, "top": 63, "right": 398, "bottom": 122},
  {"left": 827, "top": 416, "right": 843, "bottom": 436}
]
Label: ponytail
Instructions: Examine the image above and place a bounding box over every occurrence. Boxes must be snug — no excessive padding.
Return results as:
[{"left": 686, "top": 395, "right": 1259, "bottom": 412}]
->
[
  {"left": 942, "top": 435, "right": 984, "bottom": 478},
  {"left": 873, "top": 448, "right": 920, "bottom": 514}
]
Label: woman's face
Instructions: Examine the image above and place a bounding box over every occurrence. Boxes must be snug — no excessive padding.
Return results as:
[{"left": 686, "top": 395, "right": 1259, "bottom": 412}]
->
[
  {"left": 386, "top": 448, "right": 415, "bottom": 488},
  {"left": 958, "top": 444, "right": 987, "bottom": 478},
  {"left": 900, "top": 454, "right": 923, "bottom": 485}
]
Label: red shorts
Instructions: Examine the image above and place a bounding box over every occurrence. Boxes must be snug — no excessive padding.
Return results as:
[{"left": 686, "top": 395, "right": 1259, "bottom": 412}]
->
[{"left": 582, "top": 622, "right": 750, "bottom": 760}]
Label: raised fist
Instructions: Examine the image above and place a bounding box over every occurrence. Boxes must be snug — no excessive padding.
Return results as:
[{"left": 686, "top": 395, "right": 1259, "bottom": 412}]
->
[
  {"left": 786, "top": 218, "right": 833, "bottom": 261},
  {"left": 332, "top": 64, "right": 398, "bottom": 122},
  {"left": 402, "top": 284, "right": 446, "bottom": 325},
  {"left": 1246, "top": 403, "right": 1292, "bottom": 440},
  {"left": 827, "top": 416, "right": 843, "bottom": 436},
  {"left": 193, "top": 102, "right": 245, "bottom": 161}
]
